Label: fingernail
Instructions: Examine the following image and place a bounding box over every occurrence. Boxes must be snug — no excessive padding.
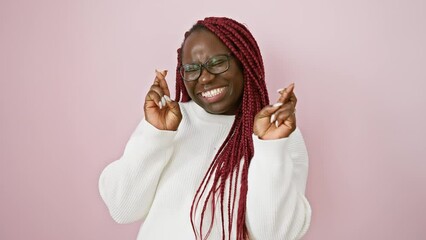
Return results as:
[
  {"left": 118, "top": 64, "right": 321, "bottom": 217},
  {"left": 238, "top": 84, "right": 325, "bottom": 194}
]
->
[
  {"left": 275, "top": 120, "right": 279, "bottom": 128},
  {"left": 161, "top": 96, "right": 166, "bottom": 106},
  {"left": 272, "top": 102, "right": 283, "bottom": 107},
  {"left": 158, "top": 101, "right": 162, "bottom": 109},
  {"left": 164, "top": 95, "right": 172, "bottom": 102},
  {"left": 155, "top": 69, "right": 165, "bottom": 78},
  {"left": 270, "top": 114, "right": 276, "bottom": 123},
  {"left": 277, "top": 88, "right": 285, "bottom": 93}
]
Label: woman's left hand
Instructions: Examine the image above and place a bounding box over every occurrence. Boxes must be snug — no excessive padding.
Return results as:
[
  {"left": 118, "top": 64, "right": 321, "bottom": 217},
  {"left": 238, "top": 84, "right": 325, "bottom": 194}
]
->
[{"left": 253, "top": 83, "right": 297, "bottom": 140}]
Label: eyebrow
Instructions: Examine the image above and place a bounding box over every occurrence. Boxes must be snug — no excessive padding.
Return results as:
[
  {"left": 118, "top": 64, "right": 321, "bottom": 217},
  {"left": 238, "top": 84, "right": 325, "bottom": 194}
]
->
[{"left": 183, "top": 53, "right": 230, "bottom": 65}]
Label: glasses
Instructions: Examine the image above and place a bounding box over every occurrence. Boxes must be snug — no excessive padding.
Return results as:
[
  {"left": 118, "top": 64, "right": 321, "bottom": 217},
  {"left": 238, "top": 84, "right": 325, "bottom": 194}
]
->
[{"left": 180, "top": 53, "right": 232, "bottom": 81}]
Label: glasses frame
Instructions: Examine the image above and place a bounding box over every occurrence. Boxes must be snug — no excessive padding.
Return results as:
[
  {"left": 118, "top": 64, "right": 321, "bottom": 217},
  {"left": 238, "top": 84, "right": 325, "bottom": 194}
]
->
[{"left": 180, "top": 53, "right": 233, "bottom": 82}]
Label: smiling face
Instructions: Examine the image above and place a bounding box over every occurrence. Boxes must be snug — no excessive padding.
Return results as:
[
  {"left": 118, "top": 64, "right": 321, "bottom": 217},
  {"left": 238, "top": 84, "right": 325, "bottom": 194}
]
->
[{"left": 181, "top": 29, "right": 244, "bottom": 115}]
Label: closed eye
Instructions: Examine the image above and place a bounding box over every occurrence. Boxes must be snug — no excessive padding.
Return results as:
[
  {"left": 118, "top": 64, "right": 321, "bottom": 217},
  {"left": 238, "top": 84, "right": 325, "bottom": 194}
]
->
[
  {"left": 183, "top": 64, "right": 200, "bottom": 72},
  {"left": 207, "top": 57, "right": 227, "bottom": 67}
]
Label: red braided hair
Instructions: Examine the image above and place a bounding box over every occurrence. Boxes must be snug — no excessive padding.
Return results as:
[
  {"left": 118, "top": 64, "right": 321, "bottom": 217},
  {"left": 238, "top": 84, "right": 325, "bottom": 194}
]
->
[{"left": 175, "top": 17, "right": 269, "bottom": 240}]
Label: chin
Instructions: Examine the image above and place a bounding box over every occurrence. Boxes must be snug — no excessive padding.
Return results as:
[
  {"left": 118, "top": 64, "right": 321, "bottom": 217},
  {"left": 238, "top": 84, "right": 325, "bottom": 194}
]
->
[{"left": 208, "top": 104, "right": 237, "bottom": 115}]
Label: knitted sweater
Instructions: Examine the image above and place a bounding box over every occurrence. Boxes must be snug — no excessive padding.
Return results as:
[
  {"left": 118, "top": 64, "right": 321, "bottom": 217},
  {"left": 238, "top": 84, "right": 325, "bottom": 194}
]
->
[{"left": 99, "top": 101, "right": 311, "bottom": 240}]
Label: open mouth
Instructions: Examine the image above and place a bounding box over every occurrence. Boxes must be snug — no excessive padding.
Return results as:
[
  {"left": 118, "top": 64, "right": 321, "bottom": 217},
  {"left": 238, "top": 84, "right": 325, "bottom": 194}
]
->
[
  {"left": 199, "top": 86, "right": 228, "bottom": 103},
  {"left": 201, "top": 87, "right": 226, "bottom": 98}
]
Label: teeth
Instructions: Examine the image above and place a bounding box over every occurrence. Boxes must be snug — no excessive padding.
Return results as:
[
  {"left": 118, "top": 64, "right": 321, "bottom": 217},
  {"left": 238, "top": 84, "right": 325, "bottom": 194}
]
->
[{"left": 201, "top": 87, "right": 225, "bottom": 98}]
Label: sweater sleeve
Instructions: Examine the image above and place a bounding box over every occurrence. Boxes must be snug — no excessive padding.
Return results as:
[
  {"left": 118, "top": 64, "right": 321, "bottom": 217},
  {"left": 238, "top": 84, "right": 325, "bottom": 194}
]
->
[
  {"left": 246, "top": 128, "right": 311, "bottom": 240},
  {"left": 98, "top": 118, "right": 177, "bottom": 224}
]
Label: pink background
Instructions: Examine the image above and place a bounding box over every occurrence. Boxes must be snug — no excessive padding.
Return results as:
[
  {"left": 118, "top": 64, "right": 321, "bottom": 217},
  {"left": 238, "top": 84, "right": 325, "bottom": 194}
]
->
[{"left": 1, "top": 0, "right": 425, "bottom": 239}]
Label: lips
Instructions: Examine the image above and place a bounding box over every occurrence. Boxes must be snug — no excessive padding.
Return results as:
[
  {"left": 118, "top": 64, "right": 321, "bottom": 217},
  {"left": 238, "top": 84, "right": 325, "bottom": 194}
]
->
[
  {"left": 201, "top": 87, "right": 226, "bottom": 98},
  {"left": 198, "top": 86, "right": 228, "bottom": 103}
]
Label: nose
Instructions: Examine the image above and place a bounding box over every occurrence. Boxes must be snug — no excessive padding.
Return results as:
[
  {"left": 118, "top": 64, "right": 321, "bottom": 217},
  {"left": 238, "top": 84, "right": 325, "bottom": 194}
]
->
[{"left": 198, "top": 67, "right": 215, "bottom": 84}]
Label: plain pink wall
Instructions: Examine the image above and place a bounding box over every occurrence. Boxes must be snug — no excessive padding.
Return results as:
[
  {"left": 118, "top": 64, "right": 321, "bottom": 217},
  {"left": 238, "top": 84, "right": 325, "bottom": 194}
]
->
[{"left": 1, "top": 0, "right": 425, "bottom": 239}]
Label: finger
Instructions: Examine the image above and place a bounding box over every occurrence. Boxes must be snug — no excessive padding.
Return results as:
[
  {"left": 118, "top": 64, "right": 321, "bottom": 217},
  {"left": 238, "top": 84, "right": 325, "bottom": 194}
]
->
[
  {"left": 275, "top": 108, "right": 295, "bottom": 123},
  {"left": 277, "top": 83, "right": 294, "bottom": 103},
  {"left": 272, "top": 101, "right": 291, "bottom": 116},
  {"left": 150, "top": 85, "right": 171, "bottom": 109},
  {"left": 281, "top": 114, "right": 296, "bottom": 129},
  {"left": 277, "top": 82, "right": 295, "bottom": 94},
  {"left": 153, "top": 71, "right": 161, "bottom": 86},
  {"left": 275, "top": 105, "right": 295, "bottom": 121},
  {"left": 288, "top": 91, "right": 298, "bottom": 107},
  {"left": 149, "top": 84, "right": 165, "bottom": 98},
  {"left": 256, "top": 102, "right": 284, "bottom": 120},
  {"left": 146, "top": 70, "right": 170, "bottom": 110},
  {"left": 275, "top": 112, "right": 296, "bottom": 129},
  {"left": 156, "top": 69, "right": 167, "bottom": 77},
  {"left": 146, "top": 89, "right": 163, "bottom": 109},
  {"left": 155, "top": 69, "right": 171, "bottom": 97},
  {"left": 274, "top": 104, "right": 296, "bottom": 128},
  {"left": 275, "top": 91, "right": 297, "bottom": 113},
  {"left": 164, "top": 97, "right": 181, "bottom": 116},
  {"left": 277, "top": 83, "right": 295, "bottom": 103},
  {"left": 152, "top": 70, "right": 167, "bottom": 88}
]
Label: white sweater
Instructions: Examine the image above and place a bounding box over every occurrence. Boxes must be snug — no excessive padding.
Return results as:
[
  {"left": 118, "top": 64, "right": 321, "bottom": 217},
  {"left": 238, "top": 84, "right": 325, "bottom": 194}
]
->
[{"left": 99, "top": 101, "right": 311, "bottom": 240}]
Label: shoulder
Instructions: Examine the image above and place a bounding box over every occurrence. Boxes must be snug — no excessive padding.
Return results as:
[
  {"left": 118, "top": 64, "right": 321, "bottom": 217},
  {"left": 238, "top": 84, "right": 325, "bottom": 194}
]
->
[
  {"left": 178, "top": 101, "right": 193, "bottom": 110},
  {"left": 178, "top": 101, "right": 194, "bottom": 118}
]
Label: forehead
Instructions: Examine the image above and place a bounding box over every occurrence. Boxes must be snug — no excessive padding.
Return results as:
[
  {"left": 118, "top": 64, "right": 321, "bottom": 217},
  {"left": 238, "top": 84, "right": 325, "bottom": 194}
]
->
[{"left": 182, "top": 30, "right": 230, "bottom": 62}]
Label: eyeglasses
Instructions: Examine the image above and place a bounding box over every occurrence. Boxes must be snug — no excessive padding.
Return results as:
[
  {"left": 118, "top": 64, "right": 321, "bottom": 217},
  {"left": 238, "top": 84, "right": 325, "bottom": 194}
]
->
[{"left": 180, "top": 53, "right": 232, "bottom": 81}]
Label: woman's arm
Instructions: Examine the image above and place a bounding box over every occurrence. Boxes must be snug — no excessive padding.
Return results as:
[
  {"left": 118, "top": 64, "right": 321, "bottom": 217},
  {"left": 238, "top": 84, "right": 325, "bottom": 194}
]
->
[
  {"left": 98, "top": 118, "right": 177, "bottom": 223},
  {"left": 246, "top": 128, "right": 311, "bottom": 240}
]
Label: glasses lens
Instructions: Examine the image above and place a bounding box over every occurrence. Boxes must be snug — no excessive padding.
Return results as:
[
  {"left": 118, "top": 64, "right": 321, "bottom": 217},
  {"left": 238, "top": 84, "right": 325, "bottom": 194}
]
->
[
  {"left": 180, "top": 54, "right": 231, "bottom": 81},
  {"left": 181, "top": 64, "right": 201, "bottom": 81},
  {"left": 206, "top": 55, "right": 229, "bottom": 74}
]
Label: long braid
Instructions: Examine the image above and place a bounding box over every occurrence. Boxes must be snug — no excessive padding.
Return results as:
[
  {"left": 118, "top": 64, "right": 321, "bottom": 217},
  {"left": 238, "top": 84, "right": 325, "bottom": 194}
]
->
[{"left": 175, "top": 17, "right": 269, "bottom": 240}]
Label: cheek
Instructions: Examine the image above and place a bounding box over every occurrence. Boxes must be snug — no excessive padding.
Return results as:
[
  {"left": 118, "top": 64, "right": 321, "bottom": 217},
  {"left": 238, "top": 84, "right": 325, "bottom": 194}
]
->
[
  {"left": 233, "top": 73, "right": 244, "bottom": 95},
  {"left": 183, "top": 82, "right": 194, "bottom": 96}
]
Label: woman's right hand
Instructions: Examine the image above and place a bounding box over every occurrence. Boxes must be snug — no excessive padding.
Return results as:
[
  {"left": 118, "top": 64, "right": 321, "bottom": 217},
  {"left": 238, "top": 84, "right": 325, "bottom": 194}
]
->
[{"left": 144, "top": 70, "right": 182, "bottom": 131}]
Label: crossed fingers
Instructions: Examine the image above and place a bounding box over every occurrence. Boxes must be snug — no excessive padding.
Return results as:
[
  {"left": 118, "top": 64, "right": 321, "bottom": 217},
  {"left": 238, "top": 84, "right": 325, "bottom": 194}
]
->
[
  {"left": 270, "top": 83, "right": 297, "bottom": 128},
  {"left": 147, "top": 70, "right": 172, "bottom": 109}
]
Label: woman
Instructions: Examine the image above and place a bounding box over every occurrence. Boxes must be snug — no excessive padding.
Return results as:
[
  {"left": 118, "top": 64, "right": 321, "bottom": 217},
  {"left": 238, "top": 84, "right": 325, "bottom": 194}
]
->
[{"left": 99, "top": 17, "right": 311, "bottom": 240}]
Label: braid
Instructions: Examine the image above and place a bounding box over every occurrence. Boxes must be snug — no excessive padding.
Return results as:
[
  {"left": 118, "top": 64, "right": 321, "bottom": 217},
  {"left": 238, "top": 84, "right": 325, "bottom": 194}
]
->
[{"left": 176, "top": 17, "right": 269, "bottom": 240}]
